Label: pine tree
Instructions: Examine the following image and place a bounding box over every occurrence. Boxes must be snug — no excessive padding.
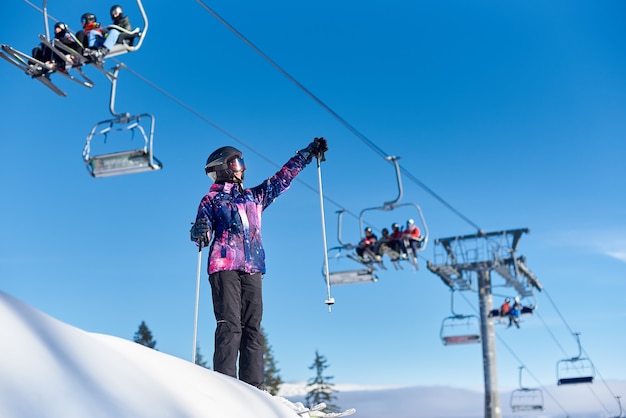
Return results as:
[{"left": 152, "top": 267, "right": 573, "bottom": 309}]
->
[
  {"left": 262, "top": 327, "right": 283, "bottom": 395},
  {"left": 133, "top": 321, "right": 157, "bottom": 349},
  {"left": 195, "top": 346, "right": 210, "bottom": 369},
  {"left": 305, "top": 350, "right": 339, "bottom": 413}
]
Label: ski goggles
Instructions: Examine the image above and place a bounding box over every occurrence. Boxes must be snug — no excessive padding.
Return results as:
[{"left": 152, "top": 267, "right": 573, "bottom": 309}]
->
[{"left": 228, "top": 157, "right": 246, "bottom": 172}]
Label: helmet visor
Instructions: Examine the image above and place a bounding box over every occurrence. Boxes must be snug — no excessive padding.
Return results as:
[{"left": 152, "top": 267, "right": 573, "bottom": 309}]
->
[{"left": 228, "top": 157, "right": 245, "bottom": 172}]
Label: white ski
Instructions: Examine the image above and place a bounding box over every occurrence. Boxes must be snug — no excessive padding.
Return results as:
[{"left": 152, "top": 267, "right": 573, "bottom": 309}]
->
[
  {"left": 274, "top": 397, "right": 326, "bottom": 416},
  {"left": 308, "top": 408, "right": 356, "bottom": 417}
]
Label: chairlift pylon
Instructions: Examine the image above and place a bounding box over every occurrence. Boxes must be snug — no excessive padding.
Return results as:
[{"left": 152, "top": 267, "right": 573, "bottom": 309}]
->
[
  {"left": 556, "top": 332, "right": 595, "bottom": 385},
  {"left": 510, "top": 366, "right": 544, "bottom": 413},
  {"left": 82, "top": 64, "right": 162, "bottom": 177},
  {"left": 439, "top": 290, "right": 481, "bottom": 346}
]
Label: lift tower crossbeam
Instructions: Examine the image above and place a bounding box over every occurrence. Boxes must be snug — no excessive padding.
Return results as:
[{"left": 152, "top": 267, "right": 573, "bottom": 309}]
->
[{"left": 427, "top": 228, "right": 542, "bottom": 418}]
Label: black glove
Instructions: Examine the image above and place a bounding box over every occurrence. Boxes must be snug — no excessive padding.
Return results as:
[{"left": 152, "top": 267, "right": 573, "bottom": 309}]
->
[
  {"left": 298, "top": 137, "right": 328, "bottom": 163},
  {"left": 190, "top": 218, "right": 210, "bottom": 246}
]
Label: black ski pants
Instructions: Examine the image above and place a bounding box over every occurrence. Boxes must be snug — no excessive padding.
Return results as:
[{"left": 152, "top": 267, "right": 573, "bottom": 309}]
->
[{"left": 209, "top": 270, "right": 264, "bottom": 388}]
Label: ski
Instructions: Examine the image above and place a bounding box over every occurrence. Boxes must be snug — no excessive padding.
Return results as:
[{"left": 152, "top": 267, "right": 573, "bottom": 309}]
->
[
  {"left": 0, "top": 45, "right": 66, "bottom": 96},
  {"left": 52, "top": 39, "right": 116, "bottom": 81},
  {"left": 346, "top": 252, "right": 387, "bottom": 271},
  {"left": 308, "top": 408, "right": 357, "bottom": 417},
  {"left": 273, "top": 397, "right": 326, "bottom": 416},
  {"left": 35, "top": 74, "right": 67, "bottom": 96},
  {"left": 37, "top": 34, "right": 94, "bottom": 88}
]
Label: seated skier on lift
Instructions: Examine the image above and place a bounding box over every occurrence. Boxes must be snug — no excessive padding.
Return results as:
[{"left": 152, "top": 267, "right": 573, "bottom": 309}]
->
[
  {"left": 373, "top": 228, "right": 390, "bottom": 256},
  {"left": 105, "top": 5, "right": 135, "bottom": 47},
  {"left": 78, "top": 12, "right": 107, "bottom": 65},
  {"left": 29, "top": 22, "right": 81, "bottom": 75},
  {"left": 508, "top": 297, "right": 522, "bottom": 328},
  {"left": 82, "top": 5, "right": 135, "bottom": 66},
  {"left": 388, "top": 222, "right": 408, "bottom": 261},
  {"left": 356, "top": 227, "right": 380, "bottom": 263},
  {"left": 403, "top": 218, "right": 424, "bottom": 256}
]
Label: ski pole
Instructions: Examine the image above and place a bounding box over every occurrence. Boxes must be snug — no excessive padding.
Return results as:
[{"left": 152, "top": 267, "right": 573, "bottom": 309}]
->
[
  {"left": 192, "top": 242, "right": 203, "bottom": 363},
  {"left": 316, "top": 155, "right": 335, "bottom": 312}
]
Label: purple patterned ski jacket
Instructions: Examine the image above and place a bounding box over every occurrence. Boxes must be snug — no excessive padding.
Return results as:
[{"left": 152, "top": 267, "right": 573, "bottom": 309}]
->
[{"left": 194, "top": 153, "right": 309, "bottom": 275}]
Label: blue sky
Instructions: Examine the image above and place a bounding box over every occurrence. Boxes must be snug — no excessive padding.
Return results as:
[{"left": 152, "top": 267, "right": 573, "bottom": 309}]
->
[{"left": 1, "top": 0, "right": 625, "bottom": 414}]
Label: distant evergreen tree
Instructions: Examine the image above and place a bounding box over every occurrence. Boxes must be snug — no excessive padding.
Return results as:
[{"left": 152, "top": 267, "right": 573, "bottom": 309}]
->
[
  {"left": 305, "top": 350, "right": 339, "bottom": 413},
  {"left": 133, "top": 321, "right": 157, "bottom": 349},
  {"left": 262, "top": 327, "right": 283, "bottom": 395},
  {"left": 195, "top": 346, "right": 210, "bottom": 369}
]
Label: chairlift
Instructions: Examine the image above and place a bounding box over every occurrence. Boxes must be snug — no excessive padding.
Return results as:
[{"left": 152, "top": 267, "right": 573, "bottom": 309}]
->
[
  {"left": 27, "top": 0, "right": 147, "bottom": 83},
  {"left": 1, "top": 0, "right": 149, "bottom": 95},
  {"left": 321, "top": 210, "right": 379, "bottom": 286},
  {"left": 510, "top": 366, "right": 544, "bottom": 413},
  {"left": 440, "top": 291, "right": 481, "bottom": 346},
  {"left": 556, "top": 332, "right": 595, "bottom": 385},
  {"left": 358, "top": 156, "right": 428, "bottom": 270},
  {"left": 323, "top": 246, "right": 378, "bottom": 286},
  {"left": 82, "top": 64, "right": 162, "bottom": 177}
]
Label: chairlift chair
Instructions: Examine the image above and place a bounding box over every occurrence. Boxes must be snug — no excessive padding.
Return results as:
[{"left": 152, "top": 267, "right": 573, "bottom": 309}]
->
[
  {"left": 510, "top": 366, "right": 544, "bottom": 413},
  {"left": 321, "top": 211, "right": 379, "bottom": 286},
  {"left": 556, "top": 333, "right": 595, "bottom": 385},
  {"left": 440, "top": 315, "right": 481, "bottom": 345},
  {"left": 439, "top": 291, "right": 481, "bottom": 346},
  {"left": 557, "top": 358, "right": 595, "bottom": 385},
  {"left": 82, "top": 64, "right": 162, "bottom": 177}
]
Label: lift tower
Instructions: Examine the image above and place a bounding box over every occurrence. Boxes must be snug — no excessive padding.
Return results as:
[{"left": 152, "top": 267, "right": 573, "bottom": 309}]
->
[{"left": 427, "top": 228, "right": 542, "bottom": 418}]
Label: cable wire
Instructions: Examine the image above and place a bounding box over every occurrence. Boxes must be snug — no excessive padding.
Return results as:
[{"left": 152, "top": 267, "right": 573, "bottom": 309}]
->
[
  {"left": 116, "top": 60, "right": 363, "bottom": 225},
  {"left": 195, "top": 0, "right": 482, "bottom": 233}
]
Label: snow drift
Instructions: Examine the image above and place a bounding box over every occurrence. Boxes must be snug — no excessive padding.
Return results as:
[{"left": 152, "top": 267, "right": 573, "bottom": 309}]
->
[{"left": 0, "top": 291, "right": 299, "bottom": 418}]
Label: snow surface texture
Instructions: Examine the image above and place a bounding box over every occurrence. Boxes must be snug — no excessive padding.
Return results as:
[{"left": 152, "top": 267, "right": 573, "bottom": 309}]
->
[{"left": 0, "top": 291, "right": 302, "bottom": 418}]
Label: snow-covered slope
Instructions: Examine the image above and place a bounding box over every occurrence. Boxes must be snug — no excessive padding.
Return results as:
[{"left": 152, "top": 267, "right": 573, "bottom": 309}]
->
[{"left": 0, "top": 291, "right": 300, "bottom": 418}]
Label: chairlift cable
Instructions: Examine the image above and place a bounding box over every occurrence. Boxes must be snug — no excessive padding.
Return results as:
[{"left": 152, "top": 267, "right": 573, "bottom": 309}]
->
[
  {"left": 23, "top": 0, "right": 59, "bottom": 23},
  {"left": 535, "top": 310, "right": 569, "bottom": 357},
  {"left": 118, "top": 60, "right": 360, "bottom": 221},
  {"left": 195, "top": 0, "right": 389, "bottom": 163},
  {"left": 195, "top": 0, "right": 484, "bottom": 233}
]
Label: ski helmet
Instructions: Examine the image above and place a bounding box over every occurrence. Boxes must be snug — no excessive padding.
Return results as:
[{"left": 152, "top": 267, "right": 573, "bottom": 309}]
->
[
  {"left": 392, "top": 223, "right": 399, "bottom": 229},
  {"left": 54, "top": 22, "right": 68, "bottom": 35},
  {"left": 407, "top": 218, "right": 415, "bottom": 226},
  {"left": 205, "top": 146, "right": 245, "bottom": 183},
  {"left": 110, "top": 5, "right": 123, "bottom": 20},
  {"left": 81, "top": 13, "right": 97, "bottom": 26}
]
